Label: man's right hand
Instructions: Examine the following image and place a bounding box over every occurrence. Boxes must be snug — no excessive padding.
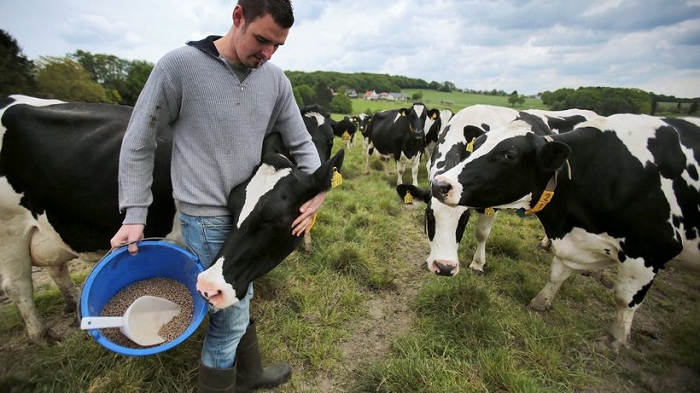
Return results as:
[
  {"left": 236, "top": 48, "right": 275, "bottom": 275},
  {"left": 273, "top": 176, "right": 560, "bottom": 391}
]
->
[{"left": 110, "top": 224, "right": 145, "bottom": 255}]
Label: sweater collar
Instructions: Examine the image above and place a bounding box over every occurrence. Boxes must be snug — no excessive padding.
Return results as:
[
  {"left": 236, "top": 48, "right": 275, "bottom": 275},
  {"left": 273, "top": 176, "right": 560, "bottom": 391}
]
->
[{"left": 186, "top": 35, "right": 222, "bottom": 58}]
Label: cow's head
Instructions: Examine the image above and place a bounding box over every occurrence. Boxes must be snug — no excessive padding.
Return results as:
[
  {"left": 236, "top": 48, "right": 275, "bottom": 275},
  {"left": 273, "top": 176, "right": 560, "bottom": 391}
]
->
[
  {"left": 196, "top": 149, "right": 345, "bottom": 309},
  {"left": 396, "top": 184, "right": 470, "bottom": 276},
  {"left": 301, "top": 105, "right": 334, "bottom": 162},
  {"left": 432, "top": 125, "right": 570, "bottom": 209},
  {"left": 424, "top": 108, "right": 453, "bottom": 146},
  {"left": 399, "top": 103, "right": 428, "bottom": 144}
]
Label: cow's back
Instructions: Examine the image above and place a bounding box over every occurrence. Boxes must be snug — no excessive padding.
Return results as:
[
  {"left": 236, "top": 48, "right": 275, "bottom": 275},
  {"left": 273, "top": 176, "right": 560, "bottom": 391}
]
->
[{"left": 0, "top": 101, "right": 175, "bottom": 252}]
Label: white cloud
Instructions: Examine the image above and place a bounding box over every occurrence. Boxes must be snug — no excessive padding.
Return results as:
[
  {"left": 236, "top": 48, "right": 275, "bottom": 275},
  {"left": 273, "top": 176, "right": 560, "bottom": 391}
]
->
[{"left": 1, "top": 0, "right": 698, "bottom": 97}]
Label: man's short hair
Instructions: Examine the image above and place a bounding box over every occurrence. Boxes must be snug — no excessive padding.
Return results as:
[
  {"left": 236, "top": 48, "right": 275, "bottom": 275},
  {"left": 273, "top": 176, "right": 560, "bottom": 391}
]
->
[{"left": 238, "top": 0, "right": 294, "bottom": 28}]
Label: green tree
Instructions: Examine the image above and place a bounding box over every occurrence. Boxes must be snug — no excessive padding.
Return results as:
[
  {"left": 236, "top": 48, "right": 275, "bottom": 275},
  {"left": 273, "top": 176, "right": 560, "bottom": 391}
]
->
[
  {"left": 314, "top": 80, "right": 333, "bottom": 107},
  {"left": 329, "top": 93, "right": 352, "bottom": 114},
  {"left": 508, "top": 90, "right": 525, "bottom": 107},
  {"left": 542, "top": 87, "right": 652, "bottom": 115},
  {"left": 121, "top": 60, "right": 153, "bottom": 105},
  {"left": 0, "top": 29, "right": 37, "bottom": 97},
  {"left": 70, "top": 50, "right": 154, "bottom": 105},
  {"left": 35, "top": 56, "right": 108, "bottom": 102},
  {"left": 411, "top": 91, "right": 423, "bottom": 101},
  {"left": 294, "top": 84, "right": 315, "bottom": 106}
]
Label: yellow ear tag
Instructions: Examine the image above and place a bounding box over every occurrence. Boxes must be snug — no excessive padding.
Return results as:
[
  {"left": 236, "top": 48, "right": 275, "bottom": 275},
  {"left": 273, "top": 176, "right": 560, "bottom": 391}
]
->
[
  {"left": 485, "top": 207, "right": 495, "bottom": 216},
  {"left": 307, "top": 213, "right": 318, "bottom": 232},
  {"left": 403, "top": 191, "right": 414, "bottom": 204},
  {"left": 431, "top": 113, "right": 438, "bottom": 120},
  {"left": 331, "top": 168, "right": 343, "bottom": 188},
  {"left": 342, "top": 131, "right": 350, "bottom": 140},
  {"left": 466, "top": 138, "right": 475, "bottom": 153}
]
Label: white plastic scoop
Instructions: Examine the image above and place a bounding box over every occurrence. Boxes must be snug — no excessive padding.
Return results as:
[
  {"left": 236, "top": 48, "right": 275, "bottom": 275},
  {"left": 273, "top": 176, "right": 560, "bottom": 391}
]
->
[{"left": 80, "top": 295, "right": 182, "bottom": 346}]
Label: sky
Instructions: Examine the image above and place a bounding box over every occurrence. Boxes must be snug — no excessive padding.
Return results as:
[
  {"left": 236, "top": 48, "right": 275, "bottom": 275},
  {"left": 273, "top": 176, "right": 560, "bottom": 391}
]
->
[{"left": 2, "top": 0, "right": 700, "bottom": 98}]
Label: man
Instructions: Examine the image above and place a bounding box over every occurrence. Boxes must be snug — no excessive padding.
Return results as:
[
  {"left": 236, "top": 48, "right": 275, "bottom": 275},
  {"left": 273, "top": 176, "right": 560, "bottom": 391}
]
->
[{"left": 110, "top": 1, "right": 325, "bottom": 391}]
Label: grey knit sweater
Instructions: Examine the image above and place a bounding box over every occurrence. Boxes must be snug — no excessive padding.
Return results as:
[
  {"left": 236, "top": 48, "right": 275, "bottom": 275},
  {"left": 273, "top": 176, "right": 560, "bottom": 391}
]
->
[{"left": 118, "top": 36, "right": 321, "bottom": 224}]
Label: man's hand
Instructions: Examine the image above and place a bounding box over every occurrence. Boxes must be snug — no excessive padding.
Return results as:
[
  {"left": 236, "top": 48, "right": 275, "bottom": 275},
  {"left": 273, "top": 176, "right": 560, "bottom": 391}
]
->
[
  {"left": 291, "top": 191, "right": 327, "bottom": 237},
  {"left": 110, "top": 224, "right": 146, "bottom": 255}
]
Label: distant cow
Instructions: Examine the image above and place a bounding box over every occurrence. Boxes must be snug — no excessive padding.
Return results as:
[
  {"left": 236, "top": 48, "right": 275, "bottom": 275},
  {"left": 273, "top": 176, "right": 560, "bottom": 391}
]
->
[
  {"left": 300, "top": 104, "right": 334, "bottom": 163},
  {"left": 423, "top": 108, "right": 454, "bottom": 170},
  {"left": 197, "top": 149, "right": 345, "bottom": 309},
  {"left": 354, "top": 113, "right": 371, "bottom": 147},
  {"left": 365, "top": 103, "right": 428, "bottom": 185},
  {"left": 397, "top": 105, "right": 599, "bottom": 276},
  {"left": 431, "top": 113, "right": 700, "bottom": 351},
  {"left": 298, "top": 105, "right": 337, "bottom": 251},
  {"left": 331, "top": 116, "right": 358, "bottom": 148},
  {"left": 0, "top": 95, "right": 176, "bottom": 345}
]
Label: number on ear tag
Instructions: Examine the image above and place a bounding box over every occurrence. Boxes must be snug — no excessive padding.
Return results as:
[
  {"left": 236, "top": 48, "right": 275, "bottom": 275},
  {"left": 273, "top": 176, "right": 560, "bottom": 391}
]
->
[{"left": 404, "top": 191, "right": 414, "bottom": 204}]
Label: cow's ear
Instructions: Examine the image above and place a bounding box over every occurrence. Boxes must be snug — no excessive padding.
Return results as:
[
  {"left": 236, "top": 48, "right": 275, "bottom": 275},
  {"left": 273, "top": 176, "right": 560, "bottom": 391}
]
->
[
  {"left": 396, "top": 184, "right": 430, "bottom": 204},
  {"left": 428, "top": 109, "right": 440, "bottom": 120},
  {"left": 314, "top": 149, "right": 346, "bottom": 190},
  {"left": 538, "top": 140, "right": 571, "bottom": 172},
  {"left": 399, "top": 108, "right": 409, "bottom": 117},
  {"left": 463, "top": 125, "right": 485, "bottom": 144}
]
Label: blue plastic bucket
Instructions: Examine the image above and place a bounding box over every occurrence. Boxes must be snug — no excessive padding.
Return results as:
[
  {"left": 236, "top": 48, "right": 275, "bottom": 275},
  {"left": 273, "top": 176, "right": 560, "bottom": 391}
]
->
[{"left": 80, "top": 239, "right": 207, "bottom": 356}]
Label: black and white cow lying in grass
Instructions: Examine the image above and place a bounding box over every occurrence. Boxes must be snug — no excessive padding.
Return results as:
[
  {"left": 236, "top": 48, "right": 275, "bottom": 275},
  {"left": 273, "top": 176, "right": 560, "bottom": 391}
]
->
[
  {"left": 196, "top": 149, "right": 345, "bottom": 309},
  {"left": 397, "top": 105, "right": 599, "bottom": 276},
  {"left": 431, "top": 113, "right": 700, "bottom": 351}
]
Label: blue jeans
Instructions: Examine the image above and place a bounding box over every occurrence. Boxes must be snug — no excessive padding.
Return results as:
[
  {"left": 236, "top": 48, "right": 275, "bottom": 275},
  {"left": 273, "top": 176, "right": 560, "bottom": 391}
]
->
[{"left": 178, "top": 212, "right": 254, "bottom": 369}]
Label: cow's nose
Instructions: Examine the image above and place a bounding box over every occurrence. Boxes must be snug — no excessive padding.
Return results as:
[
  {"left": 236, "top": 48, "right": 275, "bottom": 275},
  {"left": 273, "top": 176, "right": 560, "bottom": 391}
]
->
[
  {"left": 431, "top": 180, "right": 451, "bottom": 202},
  {"left": 432, "top": 261, "right": 458, "bottom": 276}
]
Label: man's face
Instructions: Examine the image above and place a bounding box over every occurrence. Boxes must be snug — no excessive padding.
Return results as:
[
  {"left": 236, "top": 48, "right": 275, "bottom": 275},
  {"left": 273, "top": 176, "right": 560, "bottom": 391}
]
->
[{"left": 236, "top": 12, "right": 289, "bottom": 68}]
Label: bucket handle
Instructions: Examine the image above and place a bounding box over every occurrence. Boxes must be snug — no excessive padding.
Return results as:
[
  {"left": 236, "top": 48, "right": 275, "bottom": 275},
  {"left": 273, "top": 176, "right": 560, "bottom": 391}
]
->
[{"left": 108, "top": 237, "right": 199, "bottom": 259}]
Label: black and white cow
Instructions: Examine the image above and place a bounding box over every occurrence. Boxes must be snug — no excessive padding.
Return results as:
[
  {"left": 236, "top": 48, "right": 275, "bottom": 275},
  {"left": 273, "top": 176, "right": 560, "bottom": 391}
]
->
[
  {"left": 196, "top": 149, "right": 345, "bottom": 309},
  {"left": 300, "top": 104, "right": 334, "bottom": 163},
  {"left": 354, "top": 113, "right": 371, "bottom": 148},
  {"left": 398, "top": 106, "right": 599, "bottom": 276},
  {"left": 0, "top": 95, "right": 176, "bottom": 345},
  {"left": 365, "top": 103, "right": 428, "bottom": 185},
  {"left": 423, "top": 108, "right": 454, "bottom": 171},
  {"left": 431, "top": 113, "right": 700, "bottom": 351},
  {"left": 331, "top": 116, "right": 358, "bottom": 148},
  {"left": 0, "top": 95, "right": 337, "bottom": 344}
]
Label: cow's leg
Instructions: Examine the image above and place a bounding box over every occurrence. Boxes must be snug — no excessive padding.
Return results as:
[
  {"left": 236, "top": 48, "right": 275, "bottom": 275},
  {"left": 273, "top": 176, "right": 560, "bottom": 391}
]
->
[
  {"left": 42, "top": 265, "right": 78, "bottom": 313},
  {"left": 30, "top": 226, "right": 80, "bottom": 313},
  {"left": 607, "top": 258, "right": 656, "bottom": 352},
  {"left": 530, "top": 256, "right": 574, "bottom": 311},
  {"left": 468, "top": 211, "right": 498, "bottom": 273},
  {"left": 410, "top": 155, "right": 420, "bottom": 186},
  {"left": 395, "top": 159, "right": 406, "bottom": 185},
  {"left": 364, "top": 143, "right": 373, "bottom": 174},
  {"left": 303, "top": 232, "right": 312, "bottom": 252},
  {"left": 1, "top": 253, "right": 48, "bottom": 345},
  {"left": 538, "top": 235, "right": 552, "bottom": 251}
]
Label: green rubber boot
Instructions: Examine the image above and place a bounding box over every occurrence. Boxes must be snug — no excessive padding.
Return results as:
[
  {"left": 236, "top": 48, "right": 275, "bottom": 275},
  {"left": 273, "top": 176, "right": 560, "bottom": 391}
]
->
[
  {"left": 235, "top": 320, "right": 292, "bottom": 392},
  {"left": 198, "top": 363, "right": 236, "bottom": 393}
]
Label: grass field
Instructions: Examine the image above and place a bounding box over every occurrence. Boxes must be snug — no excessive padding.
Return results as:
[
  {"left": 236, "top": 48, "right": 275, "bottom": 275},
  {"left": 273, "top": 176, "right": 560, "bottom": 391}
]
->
[
  {"left": 348, "top": 90, "right": 547, "bottom": 116},
  {"left": 1, "top": 140, "right": 699, "bottom": 392}
]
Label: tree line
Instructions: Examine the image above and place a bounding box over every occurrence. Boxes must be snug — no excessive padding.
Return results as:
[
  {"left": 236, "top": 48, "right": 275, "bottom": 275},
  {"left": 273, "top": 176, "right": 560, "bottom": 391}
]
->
[
  {"left": 2, "top": 29, "right": 697, "bottom": 116},
  {"left": 541, "top": 87, "right": 698, "bottom": 116}
]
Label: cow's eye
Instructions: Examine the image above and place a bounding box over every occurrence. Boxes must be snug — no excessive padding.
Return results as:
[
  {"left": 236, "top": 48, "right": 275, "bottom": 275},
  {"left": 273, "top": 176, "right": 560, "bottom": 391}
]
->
[{"left": 504, "top": 152, "right": 515, "bottom": 161}]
